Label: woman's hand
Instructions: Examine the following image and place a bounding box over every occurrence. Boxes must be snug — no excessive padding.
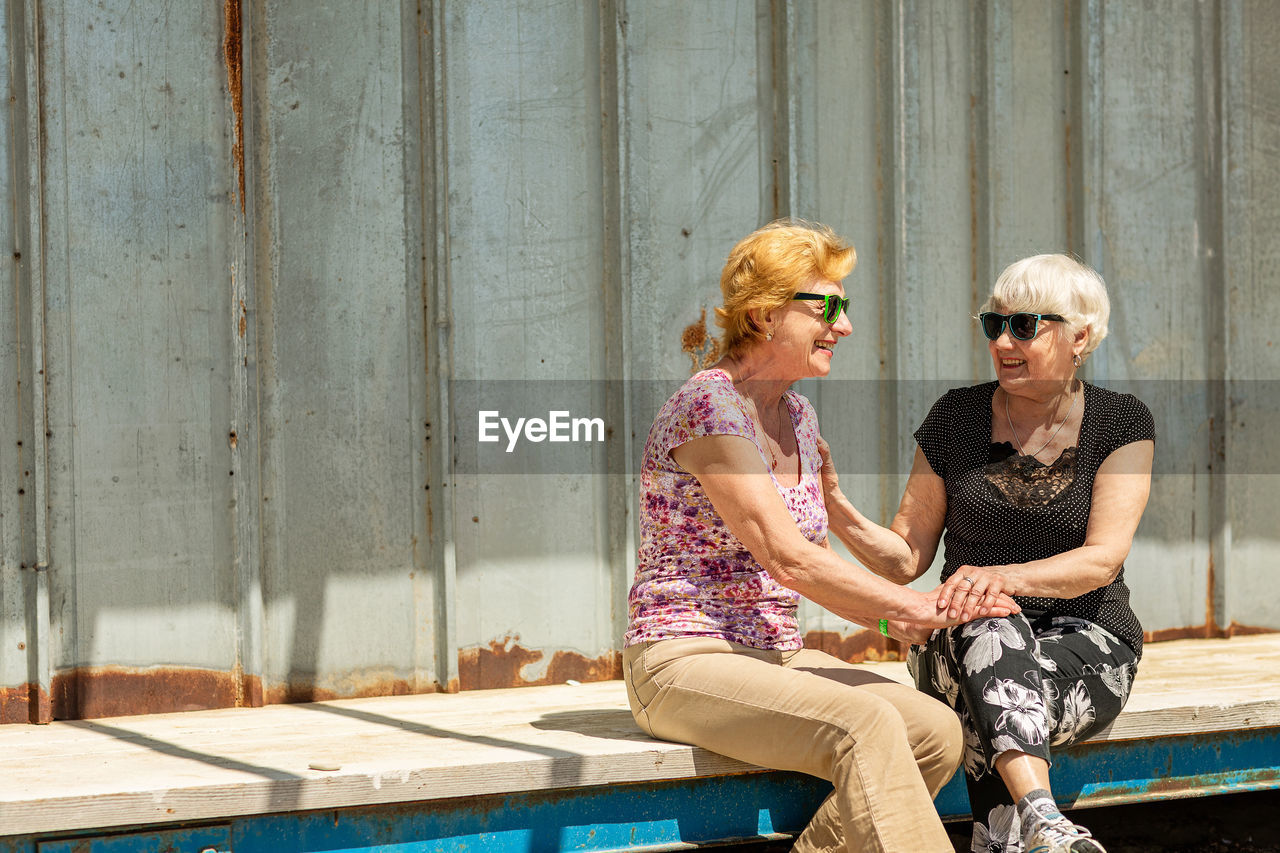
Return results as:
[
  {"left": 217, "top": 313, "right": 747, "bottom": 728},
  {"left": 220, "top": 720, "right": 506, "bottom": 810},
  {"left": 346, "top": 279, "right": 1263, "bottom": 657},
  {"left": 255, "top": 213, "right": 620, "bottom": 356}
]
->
[
  {"left": 911, "top": 584, "right": 1018, "bottom": 630},
  {"left": 883, "top": 619, "right": 935, "bottom": 645},
  {"left": 888, "top": 586, "right": 1020, "bottom": 645},
  {"left": 936, "top": 567, "right": 1014, "bottom": 621},
  {"left": 816, "top": 436, "right": 840, "bottom": 502}
]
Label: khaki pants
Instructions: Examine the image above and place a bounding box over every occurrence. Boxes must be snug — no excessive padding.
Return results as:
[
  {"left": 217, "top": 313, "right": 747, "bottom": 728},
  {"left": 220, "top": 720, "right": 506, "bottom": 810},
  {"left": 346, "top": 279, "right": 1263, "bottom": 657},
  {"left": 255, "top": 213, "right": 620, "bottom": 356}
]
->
[{"left": 624, "top": 637, "right": 961, "bottom": 853}]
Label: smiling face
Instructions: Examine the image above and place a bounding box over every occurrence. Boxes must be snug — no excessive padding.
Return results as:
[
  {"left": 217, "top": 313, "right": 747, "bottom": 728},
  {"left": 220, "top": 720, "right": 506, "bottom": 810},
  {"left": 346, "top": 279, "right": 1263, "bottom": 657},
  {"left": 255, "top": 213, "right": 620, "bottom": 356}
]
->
[
  {"left": 981, "top": 254, "right": 1109, "bottom": 400},
  {"left": 987, "top": 307, "right": 1087, "bottom": 399},
  {"left": 761, "top": 278, "right": 852, "bottom": 381}
]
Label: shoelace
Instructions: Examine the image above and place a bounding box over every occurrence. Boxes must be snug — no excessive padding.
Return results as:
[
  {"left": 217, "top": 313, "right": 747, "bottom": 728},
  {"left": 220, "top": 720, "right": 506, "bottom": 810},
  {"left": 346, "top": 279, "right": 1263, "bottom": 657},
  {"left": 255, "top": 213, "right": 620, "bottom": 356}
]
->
[{"left": 1026, "top": 813, "right": 1099, "bottom": 852}]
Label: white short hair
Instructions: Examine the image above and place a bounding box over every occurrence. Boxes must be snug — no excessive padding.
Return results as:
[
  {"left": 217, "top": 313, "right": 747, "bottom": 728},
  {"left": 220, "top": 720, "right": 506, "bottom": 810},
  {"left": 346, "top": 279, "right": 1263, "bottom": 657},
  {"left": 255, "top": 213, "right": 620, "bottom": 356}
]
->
[{"left": 981, "top": 254, "right": 1110, "bottom": 357}]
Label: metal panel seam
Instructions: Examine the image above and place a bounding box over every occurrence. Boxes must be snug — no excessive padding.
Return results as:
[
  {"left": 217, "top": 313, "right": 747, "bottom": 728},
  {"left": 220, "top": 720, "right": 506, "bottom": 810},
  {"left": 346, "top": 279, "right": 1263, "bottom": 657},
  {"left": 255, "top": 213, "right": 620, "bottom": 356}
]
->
[
  {"left": 428, "top": 0, "right": 458, "bottom": 693},
  {"left": 234, "top": 0, "right": 265, "bottom": 708},
  {"left": 13, "top": 0, "right": 52, "bottom": 724}
]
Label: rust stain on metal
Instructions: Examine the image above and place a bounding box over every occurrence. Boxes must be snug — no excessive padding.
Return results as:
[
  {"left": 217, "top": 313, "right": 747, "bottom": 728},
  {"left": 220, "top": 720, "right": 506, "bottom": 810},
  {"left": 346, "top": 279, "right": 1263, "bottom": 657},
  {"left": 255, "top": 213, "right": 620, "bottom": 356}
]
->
[
  {"left": 52, "top": 666, "right": 242, "bottom": 720},
  {"left": 0, "top": 666, "right": 452, "bottom": 723},
  {"left": 0, "top": 682, "right": 51, "bottom": 724},
  {"left": 264, "top": 678, "right": 414, "bottom": 706},
  {"left": 457, "top": 635, "right": 622, "bottom": 691},
  {"left": 680, "top": 308, "right": 720, "bottom": 372},
  {"left": 1144, "top": 625, "right": 1212, "bottom": 643},
  {"left": 1145, "top": 623, "right": 1276, "bottom": 644},
  {"left": 242, "top": 672, "right": 263, "bottom": 707},
  {"left": 223, "top": 0, "right": 245, "bottom": 214},
  {"left": 231, "top": 661, "right": 262, "bottom": 708},
  {"left": 1221, "top": 623, "right": 1276, "bottom": 638},
  {"left": 802, "top": 629, "right": 904, "bottom": 663},
  {"left": 10, "top": 623, "right": 1273, "bottom": 724},
  {"left": 262, "top": 669, "right": 461, "bottom": 705},
  {"left": 32, "top": 681, "right": 51, "bottom": 724}
]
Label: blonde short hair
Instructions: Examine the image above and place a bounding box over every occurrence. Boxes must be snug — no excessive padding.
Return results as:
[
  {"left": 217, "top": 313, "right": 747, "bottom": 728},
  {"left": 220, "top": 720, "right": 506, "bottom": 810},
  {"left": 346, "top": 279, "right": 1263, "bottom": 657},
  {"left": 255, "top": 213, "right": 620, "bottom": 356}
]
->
[
  {"left": 982, "top": 254, "right": 1110, "bottom": 357},
  {"left": 715, "top": 220, "right": 857, "bottom": 356}
]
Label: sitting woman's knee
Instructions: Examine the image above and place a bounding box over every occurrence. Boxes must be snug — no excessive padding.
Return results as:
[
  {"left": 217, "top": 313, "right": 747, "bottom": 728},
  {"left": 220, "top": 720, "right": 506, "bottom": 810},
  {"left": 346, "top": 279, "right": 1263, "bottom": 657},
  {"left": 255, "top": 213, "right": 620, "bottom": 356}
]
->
[{"left": 913, "top": 698, "right": 964, "bottom": 788}]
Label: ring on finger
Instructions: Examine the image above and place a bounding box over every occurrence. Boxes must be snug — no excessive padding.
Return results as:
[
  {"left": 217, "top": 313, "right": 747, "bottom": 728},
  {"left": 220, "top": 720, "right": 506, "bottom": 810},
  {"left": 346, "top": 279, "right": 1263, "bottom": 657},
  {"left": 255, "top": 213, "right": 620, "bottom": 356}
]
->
[{"left": 961, "top": 576, "right": 975, "bottom": 585}]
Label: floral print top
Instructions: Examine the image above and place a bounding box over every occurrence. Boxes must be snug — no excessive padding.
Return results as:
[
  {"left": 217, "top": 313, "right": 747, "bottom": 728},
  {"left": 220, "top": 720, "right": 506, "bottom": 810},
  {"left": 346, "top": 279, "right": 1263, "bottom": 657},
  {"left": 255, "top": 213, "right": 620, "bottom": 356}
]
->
[{"left": 624, "top": 369, "right": 827, "bottom": 650}]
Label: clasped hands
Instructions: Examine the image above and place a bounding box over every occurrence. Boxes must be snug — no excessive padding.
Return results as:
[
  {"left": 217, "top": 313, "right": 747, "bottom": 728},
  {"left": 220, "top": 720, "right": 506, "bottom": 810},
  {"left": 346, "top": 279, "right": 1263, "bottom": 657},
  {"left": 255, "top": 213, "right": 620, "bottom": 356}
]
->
[{"left": 884, "top": 569, "right": 1019, "bottom": 645}]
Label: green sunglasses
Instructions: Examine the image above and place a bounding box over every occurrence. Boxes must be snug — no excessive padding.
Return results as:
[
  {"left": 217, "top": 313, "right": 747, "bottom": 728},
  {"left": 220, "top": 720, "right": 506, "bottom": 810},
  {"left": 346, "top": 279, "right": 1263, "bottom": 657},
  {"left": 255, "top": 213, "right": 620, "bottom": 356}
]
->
[{"left": 793, "top": 292, "right": 850, "bottom": 324}]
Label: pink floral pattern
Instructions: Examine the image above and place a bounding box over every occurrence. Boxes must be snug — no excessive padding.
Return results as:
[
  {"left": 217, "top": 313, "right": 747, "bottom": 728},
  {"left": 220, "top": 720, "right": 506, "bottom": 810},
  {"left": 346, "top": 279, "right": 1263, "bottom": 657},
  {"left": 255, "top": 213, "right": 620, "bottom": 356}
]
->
[{"left": 624, "top": 369, "right": 827, "bottom": 650}]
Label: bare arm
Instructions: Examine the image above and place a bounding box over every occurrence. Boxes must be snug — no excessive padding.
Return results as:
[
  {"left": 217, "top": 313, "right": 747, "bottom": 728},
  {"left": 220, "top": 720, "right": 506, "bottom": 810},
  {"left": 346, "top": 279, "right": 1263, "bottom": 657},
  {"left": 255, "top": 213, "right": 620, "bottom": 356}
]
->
[
  {"left": 671, "top": 433, "right": 1019, "bottom": 630},
  {"left": 820, "top": 440, "right": 947, "bottom": 585},
  {"left": 937, "top": 438, "right": 1155, "bottom": 619}
]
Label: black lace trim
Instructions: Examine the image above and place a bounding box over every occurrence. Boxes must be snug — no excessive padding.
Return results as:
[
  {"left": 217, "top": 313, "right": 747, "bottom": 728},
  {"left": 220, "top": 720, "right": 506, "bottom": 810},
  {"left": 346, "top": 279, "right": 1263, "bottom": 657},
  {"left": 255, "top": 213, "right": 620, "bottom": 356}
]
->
[{"left": 983, "top": 442, "right": 1078, "bottom": 507}]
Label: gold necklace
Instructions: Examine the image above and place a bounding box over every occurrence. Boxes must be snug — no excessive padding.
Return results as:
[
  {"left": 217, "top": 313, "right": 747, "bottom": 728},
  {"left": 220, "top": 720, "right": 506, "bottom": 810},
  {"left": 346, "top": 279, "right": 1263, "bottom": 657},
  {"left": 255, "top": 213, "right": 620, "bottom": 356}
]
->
[{"left": 1005, "top": 385, "right": 1078, "bottom": 458}]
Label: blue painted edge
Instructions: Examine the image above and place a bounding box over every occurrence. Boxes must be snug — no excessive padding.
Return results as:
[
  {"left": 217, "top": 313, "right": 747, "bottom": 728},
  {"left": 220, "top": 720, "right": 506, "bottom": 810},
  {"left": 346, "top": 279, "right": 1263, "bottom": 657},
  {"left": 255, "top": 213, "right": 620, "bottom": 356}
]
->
[
  {"left": 1, "top": 774, "right": 832, "bottom": 853},
  {"left": 935, "top": 727, "right": 1280, "bottom": 820},
  {"left": 5, "top": 729, "right": 1280, "bottom": 852},
  {"left": 34, "top": 825, "right": 231, "bottom": 853},
  {"left": 237, "top": 773, "right": 831, "bottom": 853}
]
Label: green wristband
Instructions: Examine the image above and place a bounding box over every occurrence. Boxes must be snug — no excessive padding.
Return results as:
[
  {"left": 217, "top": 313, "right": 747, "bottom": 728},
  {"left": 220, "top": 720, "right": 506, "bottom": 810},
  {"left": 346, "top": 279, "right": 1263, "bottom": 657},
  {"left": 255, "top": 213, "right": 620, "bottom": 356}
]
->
[{"left": 878, "top": 618, "right": 890, "bottom": 637}]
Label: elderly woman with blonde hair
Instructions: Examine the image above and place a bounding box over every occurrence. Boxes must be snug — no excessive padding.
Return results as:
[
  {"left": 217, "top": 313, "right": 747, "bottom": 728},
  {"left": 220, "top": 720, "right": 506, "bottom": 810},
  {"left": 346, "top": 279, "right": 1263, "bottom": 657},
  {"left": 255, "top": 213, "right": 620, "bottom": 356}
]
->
[
  {"left": 819, "top": 254, "right": 1155, "bottom": 853},
  {"left": 623, "top": 219, "right": 1022, "bottom": 853}
]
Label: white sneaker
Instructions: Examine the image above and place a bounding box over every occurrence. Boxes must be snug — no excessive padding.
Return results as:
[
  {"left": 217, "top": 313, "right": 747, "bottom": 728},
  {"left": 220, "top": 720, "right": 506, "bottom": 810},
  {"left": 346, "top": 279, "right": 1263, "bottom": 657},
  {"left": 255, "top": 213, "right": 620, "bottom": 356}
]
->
[{"left": 1022, "top": 809, "right": 1107, "bottom": 853}]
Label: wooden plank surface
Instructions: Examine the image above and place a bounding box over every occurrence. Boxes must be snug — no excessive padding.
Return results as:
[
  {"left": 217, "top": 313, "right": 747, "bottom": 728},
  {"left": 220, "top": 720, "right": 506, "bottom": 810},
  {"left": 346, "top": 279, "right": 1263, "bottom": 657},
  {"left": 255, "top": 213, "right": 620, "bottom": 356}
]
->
[{"left": 2, "top": 635, "right": 1278, "bottom": 837}]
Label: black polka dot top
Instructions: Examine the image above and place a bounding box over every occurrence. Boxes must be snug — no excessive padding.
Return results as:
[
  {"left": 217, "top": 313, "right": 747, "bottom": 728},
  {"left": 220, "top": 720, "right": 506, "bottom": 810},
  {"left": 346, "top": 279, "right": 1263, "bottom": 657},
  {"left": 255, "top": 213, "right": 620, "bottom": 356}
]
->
[{"left": 914, "top": 381, "right": 1155, "bottom": 658}]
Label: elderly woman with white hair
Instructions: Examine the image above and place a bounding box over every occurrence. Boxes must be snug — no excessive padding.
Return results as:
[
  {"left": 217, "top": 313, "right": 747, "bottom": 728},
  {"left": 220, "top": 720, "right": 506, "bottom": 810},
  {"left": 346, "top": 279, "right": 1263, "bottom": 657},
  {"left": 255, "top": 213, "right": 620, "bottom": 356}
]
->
[{"left": 818, "top": 254, "right": 1154, "bottom": 853}]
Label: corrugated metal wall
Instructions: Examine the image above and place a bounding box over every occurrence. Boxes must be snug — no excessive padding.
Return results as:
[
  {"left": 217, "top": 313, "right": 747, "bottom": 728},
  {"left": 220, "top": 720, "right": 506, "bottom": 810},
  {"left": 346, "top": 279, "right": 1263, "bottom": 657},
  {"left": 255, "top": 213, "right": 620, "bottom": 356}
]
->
[{"left": 0, "top": 0, "right": 1276, "bottom": 722}]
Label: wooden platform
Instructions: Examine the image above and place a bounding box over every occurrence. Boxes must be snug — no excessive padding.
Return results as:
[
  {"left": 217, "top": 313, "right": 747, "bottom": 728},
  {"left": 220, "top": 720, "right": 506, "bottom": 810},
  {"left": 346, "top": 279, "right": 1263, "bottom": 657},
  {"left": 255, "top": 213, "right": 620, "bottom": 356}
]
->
[{"left": 2, "top": 635, "right": 1279, "bottom": 845}]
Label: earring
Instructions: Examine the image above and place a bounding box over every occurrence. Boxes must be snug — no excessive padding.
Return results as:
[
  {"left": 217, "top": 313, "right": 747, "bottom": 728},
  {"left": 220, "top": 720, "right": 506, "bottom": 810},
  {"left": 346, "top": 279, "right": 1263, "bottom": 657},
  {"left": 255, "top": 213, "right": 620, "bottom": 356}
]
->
[
  {"left": 766, "top": 332, "right": 773, "bottom": 341},
  {"left": 1073, "top": 354, "right": 1082, "bottom": 367}
]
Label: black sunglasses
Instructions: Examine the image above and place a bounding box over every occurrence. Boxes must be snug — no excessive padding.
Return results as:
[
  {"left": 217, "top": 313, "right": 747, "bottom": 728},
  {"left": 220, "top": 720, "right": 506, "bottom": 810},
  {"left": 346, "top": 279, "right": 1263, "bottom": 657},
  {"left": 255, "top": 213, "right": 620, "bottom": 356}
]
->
[
  {"left": 979, "top": 311, "right": 1065, "bottom": 341},
  {"left": 793, "top": 292, "right": 850, "bottom": 324}
]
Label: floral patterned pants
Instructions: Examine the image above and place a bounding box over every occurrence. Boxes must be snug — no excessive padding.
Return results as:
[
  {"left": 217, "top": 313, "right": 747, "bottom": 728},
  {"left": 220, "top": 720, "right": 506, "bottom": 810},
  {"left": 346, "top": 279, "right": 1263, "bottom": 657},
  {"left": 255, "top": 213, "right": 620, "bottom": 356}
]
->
[{"left": 908, "top": 612, "right": 1139, "bottom": 853}]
